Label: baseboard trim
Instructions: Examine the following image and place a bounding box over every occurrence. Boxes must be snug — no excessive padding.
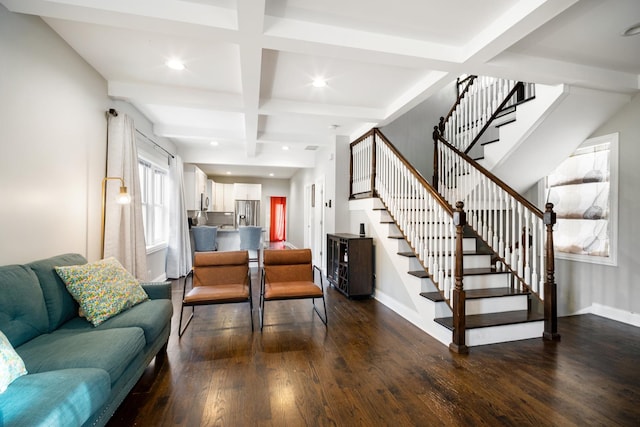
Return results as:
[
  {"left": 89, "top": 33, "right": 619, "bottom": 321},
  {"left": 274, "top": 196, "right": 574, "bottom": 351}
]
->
[{"left": 573, "top": 303, "right": 640, "bottom": 328}]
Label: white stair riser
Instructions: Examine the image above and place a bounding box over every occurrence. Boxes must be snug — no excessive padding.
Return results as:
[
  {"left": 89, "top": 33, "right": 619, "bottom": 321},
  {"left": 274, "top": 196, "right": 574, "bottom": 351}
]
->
[
  {"left": 462, "top": 273, "right": 510, "bottom": 289},
  {"left": 466, "top": 295, "right": 529, "bottom": 315},
  {"left": 424, "top": 253, "right": 492, "bottom": 270},
  {"left": 406, "top": 274, "right": 439, "bottom": 294},
  {"left": 393, "top": 236, "right": 476, "bottom": 253},
  {"left": 467, "top": 321, "right": 544, "bottom": 347}
]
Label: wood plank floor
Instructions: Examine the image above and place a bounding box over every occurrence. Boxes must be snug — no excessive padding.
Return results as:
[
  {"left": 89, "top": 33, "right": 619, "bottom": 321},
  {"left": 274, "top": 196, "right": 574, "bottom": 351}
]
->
[{"left": 108, "top": 271, "right": 640, "bottom": 426}]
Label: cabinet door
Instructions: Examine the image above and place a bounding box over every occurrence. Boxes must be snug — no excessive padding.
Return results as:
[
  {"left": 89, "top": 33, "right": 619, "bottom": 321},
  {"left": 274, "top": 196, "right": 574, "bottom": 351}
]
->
[
  {"left": 206, "top": 179, "right": 216, "bottom": 212},
  {"left": 233, "top": 183, "right": 247, "bottom": 200},
  {"left": 183, "top": 164, "right": 198, "bottom": 210},
  {"left": 247, "top": 184, "right": 262, "bottom": 200},
  {"left": 223, "top": 183, "right": 235, "bottom": 211},
  {"left": 214, "top": 182, "right": 224, "bottom": 211}
]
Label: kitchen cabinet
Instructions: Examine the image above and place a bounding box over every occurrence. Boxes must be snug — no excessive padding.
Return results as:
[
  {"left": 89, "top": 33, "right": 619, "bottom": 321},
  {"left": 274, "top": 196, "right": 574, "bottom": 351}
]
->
[
  {"left": 233, "top": 183, "right": 261, "bottom": 200},
  {"left": 183, "top": 164, "right": 208, "bottom": 211},
  {"left": 213, "top": 183, "right": 235, "bottom": 212},
  {"left": 206, "top": 179, "right": 216, "bottom": 212}
]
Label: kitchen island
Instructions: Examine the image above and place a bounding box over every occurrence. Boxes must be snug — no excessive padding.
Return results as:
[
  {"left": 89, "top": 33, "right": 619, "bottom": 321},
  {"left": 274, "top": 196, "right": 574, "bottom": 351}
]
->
[{"left": 216, "top": 227, "right": 266, "bottom": 251}]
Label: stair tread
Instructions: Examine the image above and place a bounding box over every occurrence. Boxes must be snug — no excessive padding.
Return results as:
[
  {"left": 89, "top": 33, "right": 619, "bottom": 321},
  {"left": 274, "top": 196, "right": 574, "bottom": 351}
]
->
[
  {"left": 408, "top": 270, "right": 429, "bottom": 278},
  {"left": 465, "top": 287, "right": 530, "bottom": 299},
  {"left": 397, "top": 251, "right": 416, "bottom": 258},
  {"left": 462, "top": 267, "right": 508, "bottom": 276},
  {"left": 397, "top": 250, "right": 491, "bottom": 258},
  {"left": 495, "top": 117, "right": 516, "bottom": 128},
  {"left": 481, "top": 138, "right": 499, "bottom": 146},
  {"left": 435, "top": 310, "right": 544, "bottom": 330},
  {"left": 419, "top": 291, "right": 445, "bottom": 302}
]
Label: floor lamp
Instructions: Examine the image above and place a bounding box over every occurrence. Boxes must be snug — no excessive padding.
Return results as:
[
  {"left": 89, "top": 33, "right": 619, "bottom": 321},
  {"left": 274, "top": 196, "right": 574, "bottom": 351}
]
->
[{"left": 101, "top": 176, "right": 132, "bottom": 258}]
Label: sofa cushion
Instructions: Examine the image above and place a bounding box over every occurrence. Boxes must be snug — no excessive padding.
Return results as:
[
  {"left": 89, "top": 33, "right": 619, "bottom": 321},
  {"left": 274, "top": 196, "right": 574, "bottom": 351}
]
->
[
  {"left": 55, "top": 257, "right": 148, "bottom": 326},
  {"left": 0, "top": 368, "right": 110, "bottom": 427},
  {"left": 0, "top": 264, "right": 48, "bottom": 347},
  {"left": 0, "top": 331, "right": 27, "bottom": 393},
  {"left": 59, "top": 299, "right": 173, "bottom": 347},
  {"left": 16, "top": 327, "right": 145, "bottom": 385},
  {"left": 27, "top": 253, "right": 86, "bottom": 332}
]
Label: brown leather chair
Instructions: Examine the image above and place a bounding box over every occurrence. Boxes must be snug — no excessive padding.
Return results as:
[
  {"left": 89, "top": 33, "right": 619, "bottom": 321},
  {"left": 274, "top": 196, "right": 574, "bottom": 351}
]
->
[
  {"left": 179, "top": 250, "right": 253, "bottom": 337},
  {"left": 259, "top": 248, "right": 327, "bottom": 331}
]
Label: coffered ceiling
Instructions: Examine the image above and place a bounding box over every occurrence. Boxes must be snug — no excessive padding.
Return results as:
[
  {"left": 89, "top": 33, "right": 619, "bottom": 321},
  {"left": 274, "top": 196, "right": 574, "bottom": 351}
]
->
[{"left": 2, "top": 0, "right": 639, "bottom": 178}]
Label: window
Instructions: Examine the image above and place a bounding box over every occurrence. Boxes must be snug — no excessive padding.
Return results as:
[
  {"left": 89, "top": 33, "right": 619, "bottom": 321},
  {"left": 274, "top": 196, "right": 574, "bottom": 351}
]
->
[
  {"left": 544, "top": 133, "right": 618, "bottom": 265},
  {"left": 138, "top": 158, "right": 169, "bottom": 251}
]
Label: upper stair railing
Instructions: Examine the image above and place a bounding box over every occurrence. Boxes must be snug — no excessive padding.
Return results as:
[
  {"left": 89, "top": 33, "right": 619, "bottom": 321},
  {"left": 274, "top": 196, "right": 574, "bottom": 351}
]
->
[
  {"left": 351, "top": 129, "right": 470, "bottom": 353},
  {"left": 438, "top": 75, "right": 535, "bottom": 159}
]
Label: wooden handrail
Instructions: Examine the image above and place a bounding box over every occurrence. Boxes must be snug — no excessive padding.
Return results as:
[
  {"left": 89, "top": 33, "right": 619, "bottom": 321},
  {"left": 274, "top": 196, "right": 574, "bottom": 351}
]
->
[
  {"left": 434, "top": 132, "right": 543, "bottom": 219},
  {"left": 463, "top": 81, "right": 525, "bottom": 156},
  {"left": 375, "top": 128, "right": 453, "bottom": 215},
  {"left": 442, "top": 76, "right": 477, "bottom": 127}
]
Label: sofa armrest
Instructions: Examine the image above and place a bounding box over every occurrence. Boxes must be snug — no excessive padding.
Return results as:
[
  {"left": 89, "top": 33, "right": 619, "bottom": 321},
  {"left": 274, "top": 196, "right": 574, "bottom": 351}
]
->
[{"left": 141, "top": 281, "right": 171, "bottom": 300}]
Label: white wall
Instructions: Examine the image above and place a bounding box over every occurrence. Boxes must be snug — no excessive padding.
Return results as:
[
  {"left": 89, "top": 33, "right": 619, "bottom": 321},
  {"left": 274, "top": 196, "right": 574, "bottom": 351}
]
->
[
  {"left": 554, "top": 93, "right": 640, "bottom": 321},
  {"left": 0, "top": 6, "right": 109, "bottom": 264},
  {"left": 380, "top": 81, "right": 456, "bottom": 181}
]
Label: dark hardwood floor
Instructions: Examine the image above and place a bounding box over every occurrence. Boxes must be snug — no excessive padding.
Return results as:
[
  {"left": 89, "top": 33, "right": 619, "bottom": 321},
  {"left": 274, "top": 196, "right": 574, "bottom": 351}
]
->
[{"left": 108, "top": 271, "right": 640, "bottom": 426}]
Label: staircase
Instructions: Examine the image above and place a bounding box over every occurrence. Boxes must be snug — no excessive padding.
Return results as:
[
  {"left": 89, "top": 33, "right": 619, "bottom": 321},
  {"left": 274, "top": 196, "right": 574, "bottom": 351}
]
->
[
  {"left": 348, "top": 75, "right": 565, "bottom": 351},
  {"left": 351, "top": 196, "right": 544, "bottom": 348}
]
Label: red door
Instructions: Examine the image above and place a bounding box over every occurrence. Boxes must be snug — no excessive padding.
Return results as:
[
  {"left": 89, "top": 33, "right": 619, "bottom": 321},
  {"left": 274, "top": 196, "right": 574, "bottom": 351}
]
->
[{"left": 269, "top": 197, "right": 286, "bottom": 242}]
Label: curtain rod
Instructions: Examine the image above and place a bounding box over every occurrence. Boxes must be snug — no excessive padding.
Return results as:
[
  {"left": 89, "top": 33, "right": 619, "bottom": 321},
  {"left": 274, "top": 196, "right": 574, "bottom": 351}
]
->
[{"left": 107, "top": 108, "right": 175, "bottom": 159}]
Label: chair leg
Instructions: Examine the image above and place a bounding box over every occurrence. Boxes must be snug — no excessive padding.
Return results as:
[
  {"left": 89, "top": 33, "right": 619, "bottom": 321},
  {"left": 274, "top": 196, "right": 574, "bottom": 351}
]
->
[
  {"left": 178, "top": 305, "right": 195, "bottom": 338},
  {"left": 312, "top": 296, "right": 328, "bottom": 326},
  {"left": 249, "top": 293, "right": 254, "bottom": 332}
]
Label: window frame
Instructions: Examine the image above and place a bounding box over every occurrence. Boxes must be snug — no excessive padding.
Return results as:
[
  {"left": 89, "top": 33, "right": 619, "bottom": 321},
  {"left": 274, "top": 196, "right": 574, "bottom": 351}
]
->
[
  {"left": 138, "top": 157, "right": 169, "bottom": 253},
  {"left": 541, "top": 132, "right": 619, "bottom": 266}
]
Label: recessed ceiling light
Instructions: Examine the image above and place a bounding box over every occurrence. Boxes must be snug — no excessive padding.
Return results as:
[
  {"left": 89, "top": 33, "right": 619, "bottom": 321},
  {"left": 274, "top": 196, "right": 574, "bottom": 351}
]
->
[
  {"left": 312, "top": 78, "right": 327, "bottom": 88},
  {"left": 269, "top": 173, "right": 274, "bottom": 177},
  {"left": 210, "top": 141, "right": 219, "bottom": 146},
  {"left": 226, "top": 171, "right": 232, "bottom": 175},
  {"left": 622, "top": 22, "right": 640, "bottom": 37},
  {"left": 282, "top": 145, "right": 289, "bottom": 151},
  {"left": 165, "top": 58, "right": 185, "bottom": 70}
]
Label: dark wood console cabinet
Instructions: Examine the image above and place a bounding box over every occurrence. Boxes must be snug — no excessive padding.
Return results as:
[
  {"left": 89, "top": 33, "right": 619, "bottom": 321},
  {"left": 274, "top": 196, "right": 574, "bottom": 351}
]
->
[{"left": 326, "top": 233, "right": 373, "bottom": 298}]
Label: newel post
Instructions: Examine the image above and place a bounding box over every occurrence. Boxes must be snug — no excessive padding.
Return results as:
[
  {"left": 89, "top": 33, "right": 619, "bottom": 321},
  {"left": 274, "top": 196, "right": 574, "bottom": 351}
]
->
[
  {"left": 432, "top": 123, "right": 442, "bottom": 191},
  {"left": 543, "top": 203, "right": 561, "bottom": 341},
  {"left": 450, "top": 201, "right": 469, "bottom": 354},
  {"left": 371, "top": 130, "right": 377, "bottom": 197}
]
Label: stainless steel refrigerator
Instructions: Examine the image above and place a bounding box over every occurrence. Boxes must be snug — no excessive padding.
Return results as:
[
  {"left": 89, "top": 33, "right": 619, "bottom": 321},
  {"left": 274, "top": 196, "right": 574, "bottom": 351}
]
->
[{"left": 235, "top": 200, "right": 260, "bottom": 227}]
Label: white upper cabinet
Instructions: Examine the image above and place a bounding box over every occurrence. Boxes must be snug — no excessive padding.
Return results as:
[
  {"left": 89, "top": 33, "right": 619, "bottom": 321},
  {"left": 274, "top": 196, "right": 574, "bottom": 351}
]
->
[
  {"left": 233, "top": 183, "right": 261, "bottom": 200},
  {"left": 206, "top": 179, "right": 216, "bottom": 212},
  {"left": 213, "top": 182, "right": 235, "bottom": 211},
  {"left": 183, "top": 164, "right": 208, "bottom": 211}
]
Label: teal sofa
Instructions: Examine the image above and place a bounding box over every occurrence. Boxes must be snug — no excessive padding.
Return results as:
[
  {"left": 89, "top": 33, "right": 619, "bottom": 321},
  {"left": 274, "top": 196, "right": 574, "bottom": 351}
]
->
[{"left": 0, "top": 253, "right": 173, "bottom": 427}]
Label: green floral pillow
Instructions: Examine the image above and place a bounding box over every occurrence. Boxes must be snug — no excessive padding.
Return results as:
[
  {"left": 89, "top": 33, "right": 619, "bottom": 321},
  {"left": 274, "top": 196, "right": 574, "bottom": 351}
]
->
[
  {"left": 55, "top": 257, "right": 148, "bottom": 326},
  {"left": 0, "top": 331, "right": 27, "bottom": 393}
]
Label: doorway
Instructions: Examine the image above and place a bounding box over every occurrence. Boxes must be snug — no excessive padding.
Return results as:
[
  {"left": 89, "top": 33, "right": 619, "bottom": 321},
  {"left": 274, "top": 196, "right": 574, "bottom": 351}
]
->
[{"left": 269, "top": 197, "right": 287, "bottom": 242}]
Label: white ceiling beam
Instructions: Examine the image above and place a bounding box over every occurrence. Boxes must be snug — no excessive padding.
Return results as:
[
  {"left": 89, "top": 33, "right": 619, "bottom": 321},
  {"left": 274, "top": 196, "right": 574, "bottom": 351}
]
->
[
  {"left": 257, "top": 132, "right": 329, "bottom": 146},
  {"left": 236, "top": 0, "right": 266, "bottom": 158},
  {"left": 259, "top": 99, "right": 386, "bottom": 122},
  {"left": 484, "top": 52, "right": 640, "bottom": 93},
  {"left": 263, "top": 16, "right": 462, "bottom": 64},
  {"left": 1, "top": 0, "right": 237, "bottom": 29},
  {"left": 179, "top": 145, "right": 317, "bottom": 169},
  {"left": 154, "top": 124, "right": 244, "bottom": 141},
  {"left": 108, "top": 81, "right": 244, "bottom": 111}
]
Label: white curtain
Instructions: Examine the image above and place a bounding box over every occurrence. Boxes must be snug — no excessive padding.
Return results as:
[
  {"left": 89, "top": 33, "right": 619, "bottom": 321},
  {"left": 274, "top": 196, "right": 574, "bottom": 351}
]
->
[
  {"left": 104, "top": 113, "right": 148, "bottom": 280},
  {"left": 166, "top": 155, "right": 192, "bottom": 278}
]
